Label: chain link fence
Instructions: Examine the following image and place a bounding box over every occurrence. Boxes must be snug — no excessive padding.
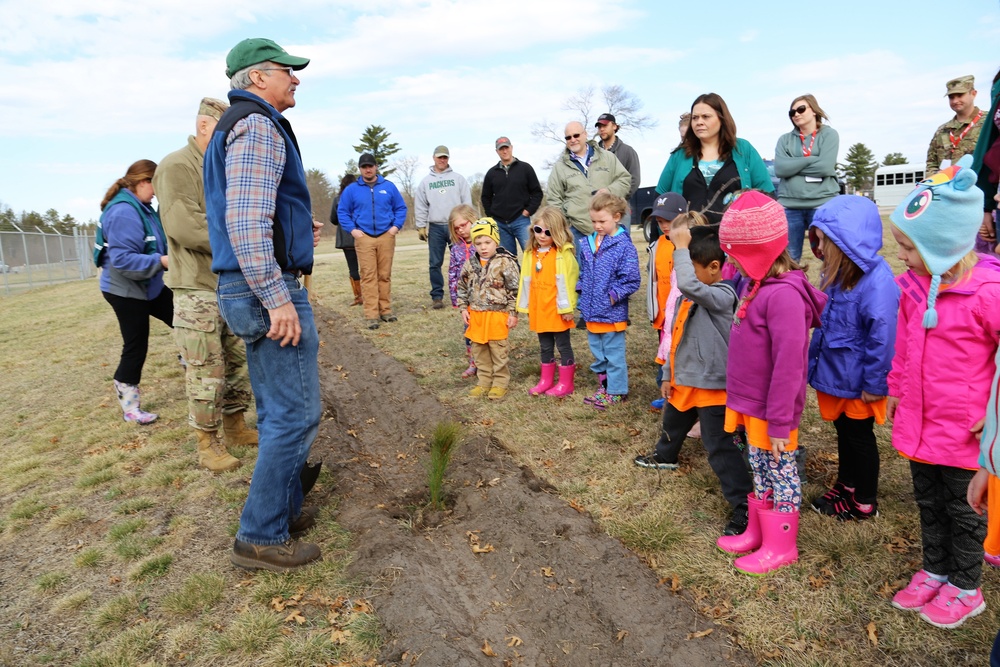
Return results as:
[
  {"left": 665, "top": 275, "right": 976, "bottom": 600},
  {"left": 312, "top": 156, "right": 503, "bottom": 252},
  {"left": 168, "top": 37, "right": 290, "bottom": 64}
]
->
[{"left": 0, "top": 224, "right": 96, "bottom": 295}]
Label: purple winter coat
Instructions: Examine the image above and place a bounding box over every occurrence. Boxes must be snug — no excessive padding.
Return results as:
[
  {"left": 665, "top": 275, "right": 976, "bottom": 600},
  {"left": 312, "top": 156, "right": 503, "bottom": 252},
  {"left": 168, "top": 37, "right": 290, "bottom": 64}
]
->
[
  {"left": 727, "top": 270, "right": 827, "bottom": 439},
  {"left": 576, "top": 228, "right": 641, "bottom": 323}
]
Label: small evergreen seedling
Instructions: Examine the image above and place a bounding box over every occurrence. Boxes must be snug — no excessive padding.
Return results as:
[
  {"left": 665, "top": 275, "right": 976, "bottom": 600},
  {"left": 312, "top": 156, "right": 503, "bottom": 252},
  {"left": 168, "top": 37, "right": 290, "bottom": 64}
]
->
[{"left": 425, "top": 421, "right": 462, "bottom": 510}]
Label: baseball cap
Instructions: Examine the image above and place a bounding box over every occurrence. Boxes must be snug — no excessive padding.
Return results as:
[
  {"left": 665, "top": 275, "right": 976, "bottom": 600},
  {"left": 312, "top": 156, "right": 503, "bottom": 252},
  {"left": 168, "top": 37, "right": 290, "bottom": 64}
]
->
[
  {"left": 433, "top": 145, "right": 450, "bottom": 158},
  {"left": 945, "top": 75, "right": 975, "bottom": 96},
  {"left": 495, "top": 137, "right": 512, "bottom": 150},
  {"left": 225, "top": 38, "right": 310, "bottom": 78},
  {"left": 651, "top": 192, "right": 688, "bottom": 222},
  {"left": 198, "top": 97, "right": 228, "bottom": 121},
  {"left": 358, "top": 153, "right": 377, "bottom": 167},
  {"left": 595, "top": 113, "right": 616, "bottom": 127}
]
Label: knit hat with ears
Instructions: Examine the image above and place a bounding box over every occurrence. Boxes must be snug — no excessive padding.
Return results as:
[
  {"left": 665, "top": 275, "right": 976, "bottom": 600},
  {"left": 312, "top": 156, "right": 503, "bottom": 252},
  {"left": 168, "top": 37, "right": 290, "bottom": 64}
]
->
[
  {"left": 470, "top": 217, "right": 500, "bottom": 246},
  {"left": 890, "top": 154, "right": 983, "bottom": 328},
  {"left": 718, "top": 190, "right": 788, "bottom": 282}
]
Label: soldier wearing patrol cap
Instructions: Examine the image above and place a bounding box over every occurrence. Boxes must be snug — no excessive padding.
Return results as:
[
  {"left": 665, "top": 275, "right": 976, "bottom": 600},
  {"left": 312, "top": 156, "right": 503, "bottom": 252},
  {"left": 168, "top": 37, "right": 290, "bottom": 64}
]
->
[{"left": 925, "top": 75, "right": 983, "bottom": 178}]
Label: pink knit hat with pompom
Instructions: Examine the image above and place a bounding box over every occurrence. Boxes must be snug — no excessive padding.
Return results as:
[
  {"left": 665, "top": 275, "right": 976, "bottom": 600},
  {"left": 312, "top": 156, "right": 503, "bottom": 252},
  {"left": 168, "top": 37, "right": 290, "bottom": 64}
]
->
[{"left": 718, "top": 191, "right": 788, "bottom": 282}]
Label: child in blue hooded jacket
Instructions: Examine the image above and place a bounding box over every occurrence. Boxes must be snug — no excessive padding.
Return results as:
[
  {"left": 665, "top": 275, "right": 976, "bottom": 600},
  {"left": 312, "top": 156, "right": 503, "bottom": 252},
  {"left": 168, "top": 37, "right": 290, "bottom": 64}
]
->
[
  {"left": 806, "top": 195, "right": 899, "bottom": 521},
  {"left": 577, "top": 193, "right": 641, "bottom": 410}
]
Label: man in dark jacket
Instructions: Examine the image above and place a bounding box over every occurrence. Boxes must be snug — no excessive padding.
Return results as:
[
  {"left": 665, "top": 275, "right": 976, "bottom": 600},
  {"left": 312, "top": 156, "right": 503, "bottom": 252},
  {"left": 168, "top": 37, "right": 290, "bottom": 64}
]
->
[{"left": 481, "top": 136, "right": 543, "bottom": 254}]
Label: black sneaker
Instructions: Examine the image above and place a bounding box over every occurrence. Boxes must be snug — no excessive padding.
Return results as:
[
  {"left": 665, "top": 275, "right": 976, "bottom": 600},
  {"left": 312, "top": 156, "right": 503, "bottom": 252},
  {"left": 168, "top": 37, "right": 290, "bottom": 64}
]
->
[
  {"left": 723, "top": 504, "right": 749, "bottom": 536},
  {"left": 633, "top": 453, "right": 679, "bottom": 470},
  {"left": 841, "top": 498, "right": 879, "bottom": 522},
  {"left": 810, "top": 482, "right": 847, "bottom": 514}
]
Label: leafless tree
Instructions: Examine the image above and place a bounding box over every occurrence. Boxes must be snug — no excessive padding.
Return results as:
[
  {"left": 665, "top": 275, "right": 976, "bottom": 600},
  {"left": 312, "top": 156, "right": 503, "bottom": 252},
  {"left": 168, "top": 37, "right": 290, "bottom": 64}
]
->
[
  {"left": 389, "top": 154, "right": 422, "bottom": 228},
  {"left": 532, "top": 84, "right": 657, "bottom": 146}
]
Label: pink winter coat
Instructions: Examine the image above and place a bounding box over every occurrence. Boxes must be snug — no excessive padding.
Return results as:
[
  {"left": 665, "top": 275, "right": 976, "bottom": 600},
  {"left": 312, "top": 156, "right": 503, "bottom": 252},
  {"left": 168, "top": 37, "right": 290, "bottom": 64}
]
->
[{"left": 888, "top": 257, "right": 1000, "bottom": 469}]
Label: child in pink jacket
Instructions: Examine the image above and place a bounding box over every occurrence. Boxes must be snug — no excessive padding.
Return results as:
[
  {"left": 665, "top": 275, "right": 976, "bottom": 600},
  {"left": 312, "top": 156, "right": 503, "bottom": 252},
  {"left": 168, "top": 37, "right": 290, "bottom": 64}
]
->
[{"left": 887, "top": 156, "right": 1000, "bottom": 629}]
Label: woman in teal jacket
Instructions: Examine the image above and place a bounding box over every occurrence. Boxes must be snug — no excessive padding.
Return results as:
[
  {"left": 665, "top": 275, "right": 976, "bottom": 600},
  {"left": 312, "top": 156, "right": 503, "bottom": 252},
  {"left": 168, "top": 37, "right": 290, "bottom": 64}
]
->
[
  {"left": 774, "top": 94, "right": 840, "bottom": 262},
  {"left": 656, "top": 93, "right": 773, "bottom": 225}
]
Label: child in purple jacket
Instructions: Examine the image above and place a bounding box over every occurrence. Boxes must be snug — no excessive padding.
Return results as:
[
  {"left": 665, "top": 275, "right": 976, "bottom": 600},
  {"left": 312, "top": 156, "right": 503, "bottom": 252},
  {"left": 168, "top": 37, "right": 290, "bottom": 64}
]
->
[
  {"left": 447, "top": 204, "right": 478, "bottom": 379},
  {"left": 715, "top": 191, "right": 827, "bottom": 576},
  {"left": 577, "top": 193, "right": 641, "bottom": 410}
]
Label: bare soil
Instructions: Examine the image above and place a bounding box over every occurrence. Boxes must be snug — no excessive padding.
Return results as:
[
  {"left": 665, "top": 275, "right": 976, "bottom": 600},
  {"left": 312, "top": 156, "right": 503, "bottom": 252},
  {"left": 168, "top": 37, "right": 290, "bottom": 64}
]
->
[{"left": 312, "top": 306, "right": 750, "bottom": 666}]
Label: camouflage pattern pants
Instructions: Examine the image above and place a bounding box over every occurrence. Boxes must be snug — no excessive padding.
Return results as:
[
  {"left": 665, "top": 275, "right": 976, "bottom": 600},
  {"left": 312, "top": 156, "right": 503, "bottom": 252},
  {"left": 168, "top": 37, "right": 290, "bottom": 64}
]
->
[{"left": 173, "top": 289, "right": 252, "bottom": 430}]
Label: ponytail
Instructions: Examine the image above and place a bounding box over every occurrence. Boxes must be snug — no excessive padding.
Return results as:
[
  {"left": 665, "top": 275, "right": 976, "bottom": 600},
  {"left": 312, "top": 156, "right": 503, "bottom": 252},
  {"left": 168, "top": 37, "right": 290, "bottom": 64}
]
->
[{"left": 100, "top": 160, "right": 157, "bottom": 211}]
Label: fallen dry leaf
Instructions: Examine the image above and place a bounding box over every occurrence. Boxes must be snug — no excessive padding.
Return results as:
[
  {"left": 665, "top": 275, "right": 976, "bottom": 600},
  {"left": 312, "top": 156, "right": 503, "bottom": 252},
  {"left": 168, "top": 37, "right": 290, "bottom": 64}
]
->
[
  {"left": 866, "top": 621, "right": 878, "bottom": 646},
  {"left": 561, "top": 439, "right": 575, "bottom": 451},
  {"left": 541, "top": 567, "right": 555, "bottom": 578},
  {"left": 568, "top": 499, "right": 586, "bottom": 513},
  {"left": 481, "top": 418, "right": 494, "bottom": 426},
  {"left": 686, "top": 628, "right": 714, "bottom": 639},
  {"left": 368, "top": 461, "right": 381, "bottom": 469},
  {"left": 284, "top": 610, "right": 306, "bottom": 625},
  {"left": 627, "top": 427, "right": 641, "bottom": 437},
  {"left": 507, "top": 635, "right": 523, "bottom": 647},
  {"left": 616, "top": 629, "right": 629, "bottom": 643},
  {"left": 270, "top": 596, "right": 287, "bottom": 611},
  {"left": 481, "top": 639, "right": 498, "bottom": 657},
  {"left": 366, "top": 418, "right": 376, "bottom": 424},
  {"left": 330, "top": 628, "right": 353, "bottom": 644},
  {"left": 353, "top": 599, "right": 373, "bottom": 614},
  {"left": 347, "top": 429, "right": 358, "bottom": 438},
  {"left": 318, "top": 340, "right": 326, "bottom": 347},
  {"left": 397, "top": 453, "right": 407, "bottom": 459},
  {"left": 472, "top": 543, "right": 495, "bottom": 554}
]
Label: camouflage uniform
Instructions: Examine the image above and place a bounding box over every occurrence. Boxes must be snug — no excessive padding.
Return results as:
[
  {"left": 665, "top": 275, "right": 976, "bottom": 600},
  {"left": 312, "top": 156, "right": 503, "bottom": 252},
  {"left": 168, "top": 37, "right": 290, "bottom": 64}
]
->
[
  {"left": 926, "top": 107, "right": 984, "bottom": 177},
  {"left": 173, "top": 289, "right": 252, "bottom": 430}
]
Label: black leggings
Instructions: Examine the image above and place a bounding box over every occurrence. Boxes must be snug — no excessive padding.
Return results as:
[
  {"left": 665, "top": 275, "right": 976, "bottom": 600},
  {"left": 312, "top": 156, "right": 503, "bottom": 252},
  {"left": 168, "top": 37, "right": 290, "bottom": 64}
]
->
[
  {"left": 342, "top": 247, "right": 360, "bottom": 281},
  {"left": 538, "top": 330, "right": 573, "bottom": 365},
  {"left": 833, "top": 415, "right": 880, "bottom": 504},
  {"left": 103, "top": 288, "right": 173, "bottom": 385}
]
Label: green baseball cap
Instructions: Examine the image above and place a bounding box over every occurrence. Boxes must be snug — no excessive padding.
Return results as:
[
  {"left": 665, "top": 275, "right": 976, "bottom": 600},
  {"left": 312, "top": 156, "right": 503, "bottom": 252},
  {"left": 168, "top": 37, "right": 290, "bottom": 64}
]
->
[{"left": 225, "top": 38, "right": 310, "bottom": 78}]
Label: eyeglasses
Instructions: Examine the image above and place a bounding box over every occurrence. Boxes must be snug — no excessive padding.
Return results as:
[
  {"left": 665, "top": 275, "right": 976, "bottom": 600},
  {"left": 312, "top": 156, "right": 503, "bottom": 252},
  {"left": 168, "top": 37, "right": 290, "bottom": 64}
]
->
[
  {"left": 564, "top": 133, "right": 582, "bottom": 141},
  {"left": 532, "top": 226, "right": 552, "bottom": 237},
  {"left": 788, "top": 105, "right": 809, "bottom": 118},
  {"left": 259, "top": 67, "right": 295, "bottom": 77}
]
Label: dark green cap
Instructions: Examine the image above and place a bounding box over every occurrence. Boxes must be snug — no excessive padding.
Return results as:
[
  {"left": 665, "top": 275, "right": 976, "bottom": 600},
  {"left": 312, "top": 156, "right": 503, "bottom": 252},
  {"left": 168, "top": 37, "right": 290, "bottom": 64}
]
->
[{"left": 225, "top": 38, "right": 310, "bottom": 78}]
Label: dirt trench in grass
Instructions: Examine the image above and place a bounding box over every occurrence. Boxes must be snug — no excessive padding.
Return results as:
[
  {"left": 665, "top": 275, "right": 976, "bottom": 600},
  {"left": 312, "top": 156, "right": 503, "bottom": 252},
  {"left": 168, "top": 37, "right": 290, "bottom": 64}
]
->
[{"left": 311, "top": 306, "right": 750, "bottom": 667}]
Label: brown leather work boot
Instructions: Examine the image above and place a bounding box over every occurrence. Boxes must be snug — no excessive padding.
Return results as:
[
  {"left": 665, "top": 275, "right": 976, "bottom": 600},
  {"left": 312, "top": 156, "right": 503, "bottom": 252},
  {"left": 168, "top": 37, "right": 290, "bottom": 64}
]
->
[
  {"left": 230, "top": 539, "right": 321, "bottom": 572},
  {"left": 196, "top": 430, "right": 240, "bottom": 473},
  {"left": 289, "top": 506, "right": 319, "bottom": 539},
  {"left": 223, "top": 412, "right": 258, "bottom": 447},
  {"left": 349, "top": 277, "right": 363, "bottom": 306}
]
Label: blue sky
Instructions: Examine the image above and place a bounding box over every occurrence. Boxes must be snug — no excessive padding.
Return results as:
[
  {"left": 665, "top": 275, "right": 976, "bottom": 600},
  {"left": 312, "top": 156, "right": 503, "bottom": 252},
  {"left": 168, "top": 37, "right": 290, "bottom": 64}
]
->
[{"left": 1, "top": 0, "right": 998, "bottom": 223}]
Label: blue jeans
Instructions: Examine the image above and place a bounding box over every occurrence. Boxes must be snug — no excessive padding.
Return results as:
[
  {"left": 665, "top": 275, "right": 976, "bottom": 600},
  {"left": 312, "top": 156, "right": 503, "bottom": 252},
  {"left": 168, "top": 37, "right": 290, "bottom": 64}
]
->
[
  {"left": 587, "top": 330, "right": 628, "bottom": 395},
  {"left": 783, "top": 207, "right": 815, "bottom": 263},
  {"left": 217, "top": 272, "right": 321, "bottom": 545},
  {"left": 570, "top": 225, "right": 588, "bottom": 250},
  {"left": 497, "top": 215, "right": 531, "bottom": 255},
  {"left": 428, "top": 222, "right": 450, "bottom": 300}
]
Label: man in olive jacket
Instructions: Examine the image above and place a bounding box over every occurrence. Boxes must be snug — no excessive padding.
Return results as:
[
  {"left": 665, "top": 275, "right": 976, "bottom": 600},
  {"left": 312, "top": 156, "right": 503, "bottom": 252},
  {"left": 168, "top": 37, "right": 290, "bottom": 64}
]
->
[
  {"left": 153, "top": 97, "right": 256, "bottom": 473},
  {"left": 546, "top": 120, "right": 632, "bottom": 243}
]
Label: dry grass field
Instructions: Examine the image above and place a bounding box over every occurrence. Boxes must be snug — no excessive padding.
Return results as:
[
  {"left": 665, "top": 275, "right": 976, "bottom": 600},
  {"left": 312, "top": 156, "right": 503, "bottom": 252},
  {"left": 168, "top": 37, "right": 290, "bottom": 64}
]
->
[{"left": 0, "top": 213, "right": 996, "bottom": 666}]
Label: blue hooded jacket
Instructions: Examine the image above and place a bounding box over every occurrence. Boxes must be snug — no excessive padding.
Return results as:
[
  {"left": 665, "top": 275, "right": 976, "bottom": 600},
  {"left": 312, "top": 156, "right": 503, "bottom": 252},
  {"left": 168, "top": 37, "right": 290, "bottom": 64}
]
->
[
  {"left": 337, "top": 174, "right": 407, "bottom": 237},
  {"left": 576, "top": 228, "right": 641, "bottom": 323},
  {"left": 807, "top": 195, "right": 900, "bottom": 398}
]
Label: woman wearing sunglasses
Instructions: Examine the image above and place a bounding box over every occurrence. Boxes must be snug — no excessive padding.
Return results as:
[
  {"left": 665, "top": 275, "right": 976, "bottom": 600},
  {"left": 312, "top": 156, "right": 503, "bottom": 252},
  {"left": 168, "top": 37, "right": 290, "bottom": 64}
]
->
[
  {"left": 656, "top": 93, "right": 773, "bottom": 226},
  {"left": 774, "top": 95, "right": 840, "bottom": 262}
]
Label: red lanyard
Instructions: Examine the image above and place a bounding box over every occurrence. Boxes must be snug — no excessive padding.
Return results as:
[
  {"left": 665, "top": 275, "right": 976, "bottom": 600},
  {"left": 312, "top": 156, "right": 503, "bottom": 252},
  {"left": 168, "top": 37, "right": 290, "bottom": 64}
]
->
[
  {"left": 950, "top": 109, "right": 984, "bottom": 147},
  {"left": 800, "top": 130, "right": 817, "bottom": 157}
]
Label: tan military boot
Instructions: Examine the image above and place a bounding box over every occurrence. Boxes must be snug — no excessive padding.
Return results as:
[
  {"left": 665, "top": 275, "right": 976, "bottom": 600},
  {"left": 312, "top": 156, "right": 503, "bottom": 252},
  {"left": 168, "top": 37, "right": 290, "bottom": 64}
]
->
[
  {"left": 196, "top": 429, "right": 240, "bottom": 473},
  {"left": 223, "top": 412, "right": 258, "bottom": 447}
]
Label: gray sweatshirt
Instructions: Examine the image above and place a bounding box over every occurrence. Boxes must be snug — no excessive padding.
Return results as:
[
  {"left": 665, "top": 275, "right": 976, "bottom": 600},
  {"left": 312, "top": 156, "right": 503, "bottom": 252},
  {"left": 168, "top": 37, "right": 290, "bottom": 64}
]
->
[{"left": 414, "top": 165, "right": 472, "bottom": 227}]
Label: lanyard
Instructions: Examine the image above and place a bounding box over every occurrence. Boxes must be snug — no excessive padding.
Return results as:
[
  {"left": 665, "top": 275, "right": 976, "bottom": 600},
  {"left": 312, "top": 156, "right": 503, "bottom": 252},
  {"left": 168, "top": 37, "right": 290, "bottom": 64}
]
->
[
  {"left": 800, "top": 130, "right": 817, "bottom": 157},
  {"left": 950, "top": 109, "right": 984, "bottom": 147}
]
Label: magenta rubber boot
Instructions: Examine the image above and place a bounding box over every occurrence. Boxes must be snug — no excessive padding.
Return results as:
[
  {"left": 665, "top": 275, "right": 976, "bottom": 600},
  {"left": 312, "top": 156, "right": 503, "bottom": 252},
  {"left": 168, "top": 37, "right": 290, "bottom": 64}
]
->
[
  {"left": 529, "top": 362, "right": 557, "bottom": 396},
  {"left": 717, "top": 492, "right": 773, "bottom": 555},
  {"left": 733, "top": 507, "right": 799, "bottom": 575},
  {"left": 545, "top": 364, "right": 576, "bottom": 397}
]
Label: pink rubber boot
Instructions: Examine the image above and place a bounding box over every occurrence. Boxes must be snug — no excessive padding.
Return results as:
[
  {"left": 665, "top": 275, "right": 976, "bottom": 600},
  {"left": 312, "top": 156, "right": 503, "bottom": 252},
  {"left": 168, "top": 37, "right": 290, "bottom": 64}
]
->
[
  {"left": 529, "top": 362, "right": 557, "bottom": 396},
  {"left": 717, "top": 492, "right": 772, "bottom": 554},
  {"left": 545, "top": 364, "right": 576, "bottom": 397},
  {"left": 733, "top": 506, "right": 799, "bottom": 575}
]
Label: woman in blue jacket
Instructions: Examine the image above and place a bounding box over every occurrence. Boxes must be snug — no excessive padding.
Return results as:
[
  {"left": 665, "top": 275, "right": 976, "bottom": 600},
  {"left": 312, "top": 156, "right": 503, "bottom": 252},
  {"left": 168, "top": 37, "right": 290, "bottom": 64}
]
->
[
  {"left": 806, "top": 195, "right": 899, "bottom": 521},
  {"left": 96, "top": 159, "right": 171, "bottom": 424},
  {"left": 656, "top": 93, "right": 773, "bottom": 224}
]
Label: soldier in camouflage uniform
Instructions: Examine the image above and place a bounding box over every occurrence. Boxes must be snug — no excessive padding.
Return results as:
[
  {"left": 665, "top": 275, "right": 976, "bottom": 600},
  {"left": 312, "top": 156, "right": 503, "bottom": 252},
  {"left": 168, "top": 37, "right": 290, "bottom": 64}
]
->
[
  {"left": 152, "top": 97, "right": 256, "bottom": 473},
  {"left": 926, "top": 75, "right": 984, "bottom": 178}
]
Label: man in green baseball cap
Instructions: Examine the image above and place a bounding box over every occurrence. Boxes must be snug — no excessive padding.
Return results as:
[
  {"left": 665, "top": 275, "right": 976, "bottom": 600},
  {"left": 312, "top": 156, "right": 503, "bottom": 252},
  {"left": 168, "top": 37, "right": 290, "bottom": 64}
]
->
[{"left": 225, "top": 38, "right": 309, "bottom": 79}]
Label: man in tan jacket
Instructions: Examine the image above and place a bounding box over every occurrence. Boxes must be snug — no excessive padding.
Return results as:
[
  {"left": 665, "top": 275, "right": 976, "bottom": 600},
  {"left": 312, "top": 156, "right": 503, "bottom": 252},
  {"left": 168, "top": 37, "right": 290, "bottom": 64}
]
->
[{"left": 153, "top": 97, "right": 257, "bottom": 473}]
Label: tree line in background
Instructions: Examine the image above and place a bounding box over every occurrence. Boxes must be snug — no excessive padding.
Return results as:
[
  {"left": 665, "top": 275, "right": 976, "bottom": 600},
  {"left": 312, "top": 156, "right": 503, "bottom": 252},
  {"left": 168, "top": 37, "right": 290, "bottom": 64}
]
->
[{"left": 0, "top": 204, "right": 83, "bottom": 234}]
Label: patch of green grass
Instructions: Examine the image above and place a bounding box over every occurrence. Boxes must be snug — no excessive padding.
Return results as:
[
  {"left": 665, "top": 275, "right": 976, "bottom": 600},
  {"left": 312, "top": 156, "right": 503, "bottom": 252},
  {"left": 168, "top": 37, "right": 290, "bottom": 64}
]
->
[
  {"left": 75, "top": 548, "right": 104, "bottom": 568},
  {"left": 51, "top": 590, "right": 92, "bottom": 613},
  {"left": 114, "top": 536, "right": 162, "bottom": 562},
  {"left": 342, "top": 611, "right": 382, "bottom": 655},
  {"left": 214, "top": 484, "right": 249, "bottom": 508},
  {"left": 107, "top": 518, "right": 147, "bottom": 541},
  {"left": 162, "top": 572, "right": 226, "bottom": 615},
  {"left": 425, "top": 420, "right": 462, "bottom": 510},
  {"left": 8, "top": 496, "right": 46, "bottom": 520},
  {"left": 113, "top": 497, "right": 155, "bottom": 515},
  {"left": 606, "top": 512, "right": 687, "bottom": 553},
  {"left": 47, "top": 506, "right": 88, "bottom": 528},
  {"left": 128, "top": 553, "right": 173, "bottom": 582},
  {"left": 76, "top": 468, "right": 118, "bottom": 488},
  {"left": 208, "top": 608, "right": 283, "bottom": 657},
  {"left": 35, "top": 571, "right": 69, "bottom": 593},
  {"left": 89, "top": 594, "right": 140, "bottom": 636},
  {"left": 264, "top": 633, "right": 343, "bottom": 666}
]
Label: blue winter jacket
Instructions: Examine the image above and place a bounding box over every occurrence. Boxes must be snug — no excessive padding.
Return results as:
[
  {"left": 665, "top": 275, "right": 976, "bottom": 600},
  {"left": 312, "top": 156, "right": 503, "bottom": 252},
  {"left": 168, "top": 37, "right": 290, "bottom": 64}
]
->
[
  {"left": 807, "top": 196, "right": 899, "bottom": 399},
  {"left": 337, "top": 175, "right": 407, "bottom": 237},
  {"left": 577, "top": 228, "right": 641, "bottom": 323}
]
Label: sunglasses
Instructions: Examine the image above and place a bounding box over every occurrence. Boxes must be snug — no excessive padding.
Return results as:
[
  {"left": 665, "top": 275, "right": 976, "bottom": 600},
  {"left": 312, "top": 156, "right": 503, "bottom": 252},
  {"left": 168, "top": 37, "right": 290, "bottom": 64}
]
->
[
  {"left": 564, "top": 133, "right": 582, "bottom": 141},
  {"left": 532, "top": 226, "right": 552, "bottom": 237},
  {"left": 788, "top": 105, "right": 809, "bottom": 118}
]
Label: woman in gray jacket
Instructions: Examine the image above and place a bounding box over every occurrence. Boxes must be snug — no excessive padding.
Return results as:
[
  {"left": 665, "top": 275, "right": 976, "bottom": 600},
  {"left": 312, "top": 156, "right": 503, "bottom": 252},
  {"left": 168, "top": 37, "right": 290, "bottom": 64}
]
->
[{"left": 774, "top": 94, "right": 840, "bottom": 262}]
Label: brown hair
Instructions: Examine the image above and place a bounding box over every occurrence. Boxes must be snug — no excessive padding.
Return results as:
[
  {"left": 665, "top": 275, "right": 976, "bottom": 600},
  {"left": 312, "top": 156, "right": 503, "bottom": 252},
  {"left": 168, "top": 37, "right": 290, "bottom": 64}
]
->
[
  {"left": 590, "top": 192, "right": 628, "bottom": 220},
  {"left": 100, "top": 159, "right": 157, "bottom": 211},
  {"left": 819, "top": 238, "right": 863, "bottom": 292},
  {"left": 448, "top": 204, "right": 478, "bottom": 244},
  {"left": 682, "top": 93, "right": 738, "bottom": 162},
  {"left": 529, "top": 206, "right": 574, "bottom": 252},
  {"left": 789, "top": 94, "right": 829, "bottom": 130}
]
